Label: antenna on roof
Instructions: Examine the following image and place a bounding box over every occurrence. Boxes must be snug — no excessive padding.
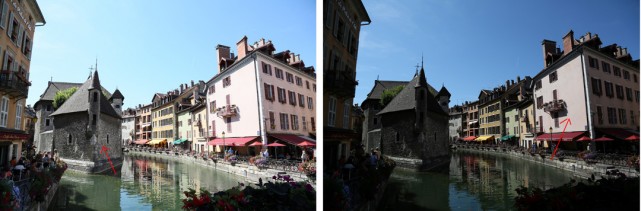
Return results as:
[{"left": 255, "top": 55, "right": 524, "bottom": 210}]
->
[
  {"left": 414, "top": 63, "right": 420, "bottom": 75},
  {"left": 88, "top": 65, "right": 94, "bottom": 79},
  {"left": 95, "top": 57, "right": 98, "bottom": 71},
  {"left": 421, "top": 52, "right": 424, "bottom": 69},
  {"left": 376, "top": 74, "right": 379, "bottom": 80}
]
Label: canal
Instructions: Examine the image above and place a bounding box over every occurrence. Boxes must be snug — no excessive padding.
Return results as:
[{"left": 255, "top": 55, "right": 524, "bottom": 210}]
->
[
  {"left": 48, "top": 153, "right": 243, "bottom": 210},
  {"left": 378, "top": 150, "right": 577, "bottom": 211}
]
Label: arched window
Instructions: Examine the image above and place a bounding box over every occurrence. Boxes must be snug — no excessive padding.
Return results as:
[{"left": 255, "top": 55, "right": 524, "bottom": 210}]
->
[
  {"left": 68, "top": 134, "right": 72, "bottom": 144},
  {"left": 107, "top": 134, "right": 109, "bottom": 144},
  {"left": 93, "top": 92, "right": 98, "bottom": 102}
]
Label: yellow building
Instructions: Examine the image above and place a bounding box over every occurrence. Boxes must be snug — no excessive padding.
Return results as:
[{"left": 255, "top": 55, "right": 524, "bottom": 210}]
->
[
  {"left": 0, "top": 0, "right": 45, "bottom": 163},
  {"left": 150, "top": 92, "right": 176, "bottom": 147}
]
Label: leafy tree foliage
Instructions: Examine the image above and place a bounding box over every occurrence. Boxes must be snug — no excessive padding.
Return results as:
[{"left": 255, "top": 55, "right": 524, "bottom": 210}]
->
[
  {"left": 52, "top": 87, "right": 78, "bottom": 109},
  {"left": 380, "top": 85, "right": 405, "bottom": 107}
]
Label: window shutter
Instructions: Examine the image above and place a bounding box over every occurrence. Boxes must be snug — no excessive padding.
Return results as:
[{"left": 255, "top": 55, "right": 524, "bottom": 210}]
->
[
  {"left": 2, "top": 49, "right": 8, "bottom": 71},
  {"left": 264, "top": 83, "right": 269, "bottom": 100},
  {"left": 17, "top": 24, "right": 23, "bottom": 47},
  {"left": 0, "top": 2, "right": 7, "bottom": 29},
  {"left": 6, "top": 12, "right": 12, "bottom": 37}
]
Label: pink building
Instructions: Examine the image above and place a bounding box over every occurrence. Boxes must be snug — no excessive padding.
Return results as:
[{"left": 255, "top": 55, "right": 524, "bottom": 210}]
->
[
  {"left": 205, "top": 36, "right": 316, "bottom": 156},
  {"left": 532, "top": 30, "right": 639, "bottom": 152}
]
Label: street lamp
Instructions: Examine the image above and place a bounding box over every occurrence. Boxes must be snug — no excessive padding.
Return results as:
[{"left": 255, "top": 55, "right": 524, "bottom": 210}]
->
[
  {"left": 549, "top": 126, "right": 553, "bottom": 152},
  {"left": 222, "top": 131, "right": 226, "bottom": 156}
]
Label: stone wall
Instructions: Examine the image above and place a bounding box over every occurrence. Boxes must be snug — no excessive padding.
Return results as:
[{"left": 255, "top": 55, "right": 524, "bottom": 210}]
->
[
  {"left": 381, "top": 110, "right": 450, "bottom": 170},
  {"left": 53, "top": 113, "right": 92, "bottom": 162},
  {"left": 34, "top": 101, "right": 55, "bottom": 152},
  {"left": 97, "top": 114, "right": 123, "bottom": 160}
]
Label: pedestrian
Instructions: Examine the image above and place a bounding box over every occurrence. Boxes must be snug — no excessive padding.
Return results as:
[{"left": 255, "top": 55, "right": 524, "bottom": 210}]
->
[
  {"left": 262, "top": 148, "right": 269, "bottom": 159},
  {"left": 301, "top": 150, "right": 308, "bottom": 161},
  {"left": 14, "top": 160, "right": 26, "bottom": 171},
  {"left": 9, "top": 156, "right": 16, "bottom": 167}
]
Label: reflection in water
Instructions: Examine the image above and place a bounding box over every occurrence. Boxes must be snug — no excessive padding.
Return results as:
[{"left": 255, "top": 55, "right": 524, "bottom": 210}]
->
[
  {"left": 49, "top": 154, "right": 243, "bottom": 210},
  {"left": 379, "top": 150, "right": 574, "bottom": 211}
]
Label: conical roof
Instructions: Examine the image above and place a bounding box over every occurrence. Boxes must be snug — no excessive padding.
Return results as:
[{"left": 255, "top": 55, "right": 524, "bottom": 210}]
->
[{"left": 110, "top": 89, "right": 124, "bottom": 101}]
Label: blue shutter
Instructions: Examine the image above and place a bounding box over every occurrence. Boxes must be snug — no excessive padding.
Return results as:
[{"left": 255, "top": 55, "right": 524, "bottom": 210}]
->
[
  {"left": 0, "top": 1, "right": 7, "bottom": 29},
  {"left": 6, "top": 12, "right": 12, "bottom": 37}
]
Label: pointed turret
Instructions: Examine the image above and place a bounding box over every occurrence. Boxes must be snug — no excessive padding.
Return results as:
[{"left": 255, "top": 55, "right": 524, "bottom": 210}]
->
[
  {"left": 110, "top": 88, "right": 124, "bottom": 116},
  {"left": 89, "top": 70, "right": 101, "bottom": 90},
  {"left": 436, "top": 85, "right": 451, "bottom": 113}
]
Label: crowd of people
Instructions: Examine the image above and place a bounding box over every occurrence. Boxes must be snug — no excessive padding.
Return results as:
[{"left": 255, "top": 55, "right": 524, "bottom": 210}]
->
[{"left": 1, "top": 150, "right": 58, "bottom": 182}]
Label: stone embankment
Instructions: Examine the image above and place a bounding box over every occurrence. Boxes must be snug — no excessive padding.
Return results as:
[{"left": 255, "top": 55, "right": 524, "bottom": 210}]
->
[
  {"left": 453, "top": 144, "right": 639, "bottom": 179},
  {"left": 125, "top": 150, "right": 313, "bottom": 187}
]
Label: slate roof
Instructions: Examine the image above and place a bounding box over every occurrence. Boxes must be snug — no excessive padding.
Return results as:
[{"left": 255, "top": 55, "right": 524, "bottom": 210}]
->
[
  {"left": 377, "top": 68, "right": 447, "bottom": 116},
  {"left": 436, "top": 86, "right": 451, "bottom": 97},
  {"left": 110, "top": 89, "right": 124, "bottom": 101},
  {"left": 35, "top": 81, "right": 112, "bottom": 108},
  {"left": 50, "top": 71, "right": 120, "bottom": 118}
]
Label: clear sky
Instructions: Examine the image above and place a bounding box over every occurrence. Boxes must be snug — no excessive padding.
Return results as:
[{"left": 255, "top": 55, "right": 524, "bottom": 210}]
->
[
  {"left": 355, "top": 0, "right": 640, "bottom": 106},
  {"left": 27, "top": 0, "right": 316, "bottom": 108}
]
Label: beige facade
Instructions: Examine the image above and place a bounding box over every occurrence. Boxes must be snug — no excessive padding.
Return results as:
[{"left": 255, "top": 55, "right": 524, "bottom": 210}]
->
[
  {"left": 0, "top": 0, "right": 44, "bottom": 164},
  {"left": 135, "top": 103, "right": 151, "bottom": 140}
]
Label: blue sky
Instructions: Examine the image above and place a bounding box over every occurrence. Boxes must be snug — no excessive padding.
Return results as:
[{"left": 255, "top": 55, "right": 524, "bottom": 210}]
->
[
  {"left": 355, "top": 0, "right": 640, "bottom": 106},
  {"left": 27, "top": 0, "right": 316, "bottom": 108}
]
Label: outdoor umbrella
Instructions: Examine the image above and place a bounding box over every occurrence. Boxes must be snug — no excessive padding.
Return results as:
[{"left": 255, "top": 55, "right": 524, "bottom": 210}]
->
[
  {"left": 297, "top": 141, "right": 316, "bottom": 147},
  {"left": 625, "top": 135, "right": 640, "bottom": 141},
  {"left": 266, "top": 142, "right": 285, "bottom": 159},
  {"left": 249, "top": 141, "right": 263, "bottom": 146},
  {"left": 593, "top": 136, "right": 613, "bottom": 153},
  {"left": 577, "top": 136, "right": 592, "bottom": 141}
]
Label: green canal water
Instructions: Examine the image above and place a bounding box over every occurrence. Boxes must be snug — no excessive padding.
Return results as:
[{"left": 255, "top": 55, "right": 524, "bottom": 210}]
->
[
  {"left": 48, "top": 154, "right": 243, "bottom": 211},
  {"left": 378, "top": 150, "right": 576, "bottom": 211}
]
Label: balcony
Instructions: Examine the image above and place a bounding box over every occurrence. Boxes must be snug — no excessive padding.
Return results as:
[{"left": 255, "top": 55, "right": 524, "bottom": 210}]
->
[
  {"left": 0, "top": 70, "right": 30, "bottom": 99},
  {"left": 216, "top": 105, "right": 238, "bottom": 118},
  {"left": 543, "top": 99, "right": 566, "bottom": 113},
  {"left": 520, "top": 113, "right": 529, "bottom": 123},
  {"left": 325, "top": 70, "right": 357, "bottom": 98}
]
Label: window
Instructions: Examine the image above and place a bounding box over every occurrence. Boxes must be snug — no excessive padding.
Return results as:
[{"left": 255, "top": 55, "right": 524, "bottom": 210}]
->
[
  {"left": 624, "top": 70, "right": 630, "bottom": 80},
  {"left": 286, "top": 72, "right": 294, "bottom": 83},
  {"left": 46, "top": 105, "right": 51, "bottom": 111},
  {"left": 310, "top": 117, "right": 315, "bottom": 131},
  {"left": 93, "top": 92, "right": 98, "bottom": 102},
  {"left": 604, "top": 81, "right": 614, "bottom": 97},
  {"left": 226, "top": 117, "right": 232, "bottom": 132},
  {"left": 626, "top": 87, "right": 633, "bottom": 101},
  {"left": 328, "top": 97, "right": 336, "bottom": 126},
  {"left": 536, "top": 96, "right": 543, "bottom": 109},
  {"left": 602, "top": 61, "right": 611, "bottom": 73},
  {"left": 291, "top": 115, "right": 299, "bottom": 130},
  {"left": 0, "top": 97, "right": 8, "bottom": 127},
  {"left": 107, "top": 134, "right": 109, "bottom": 144},
  {"left": 343, "top": 101, "right": 350, "bottom": 129},
  {"left": 209, "top": 101, "right": 216, "bottom": 113},
  {"left": 631, "top": 110, "right": 635, "bottom": 125},
  {"left": 14, "top": 103, "right": 21, "bottom": 129},
  {"left": 607, "top": 107, "right": 617, "bottom": 124},
  {"left": 535, "top": 80, "right": 542, "bottom": 90},
  {"left": 596, "top": 106, "right": 603, "bottom": 124},
  {"left": 298, "top": 94, "right": 305, "bottom": 107},
  {"left": 307, "top": 97, "right": 313, "bottom": 110},
  {"left": 549, "top": 71, "right": 558, "bottom": 83},
  {"left": 68, "top": 134, "right": 72, "bottom": 144},
  {"left": 288, "top": 91, "right": 296, "bottom": 105},
  {"left": 613, "top": 66, "right": 621, "bottom": 77},
  {"left": 637, "top": 90, "right": 640, "bottom": 102},
  {"left": 262, "top": 62, "right": 272, "bottom": 75},
  {"left": 223, "top": 76, "right": 231, "bottom": 87},
  {"left": 264, "top": 83, "right": 275, "bottom": 101},
  {"left": 45, "top": 118, "right": 50, "bottom": 126},
  {"left": 619, "top": 108, "right": 627, "bottom": 124},
  {"left": 306, "top": 81, "right": 310, "bottom": 89},
  {"left": 269, "top": 112, "right": 275, "bottom": 129},
  {"left": 92, "top": 114, "right": 97, "bottom": 125},
  {"left": 635, "top": 74, "right": 638, "bottom": 83},
  {"left": 208, "top": 85, "right": 215, "bottom": 94},
  {"left": 0, "top": 2, "right": 7, "bottom": 29},
  {"left": 277, "top": 87, "right": 286, "bottom": 103},
  {"left": 279, "top": 113, "right": 289, "bottom": 130},
  {"left": 302, "top": 116, "right": 307, "bottom": 130},
  {"left": 591, "top": 78, "right": 602, "bottom": 96},
  {"left": 588, "top": 56, "right": 599, "bottom": 69},
  {"left": 275, "top": 68, "right": 284, "bottom": 79},
  {"left": 615, "top": 85, "right": 624, "bottom": 100},
  {"left": 7, "top": 14, "right": 20, "bottom": 45}
]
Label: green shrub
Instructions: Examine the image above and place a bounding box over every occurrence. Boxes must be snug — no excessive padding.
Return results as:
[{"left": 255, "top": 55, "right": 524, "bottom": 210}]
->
[
  {"left": 380, "top": 85, "right": 404, "bottom": 106},
  {"left": 52, "top": 87, "right": 78, "bottom": 109}
]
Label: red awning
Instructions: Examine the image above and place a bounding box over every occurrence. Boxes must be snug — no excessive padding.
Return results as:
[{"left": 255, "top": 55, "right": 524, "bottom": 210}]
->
[
  {"left": 593, "top": 136, "right": 614, "bottom": 142},
  {"left": 534, "top": 131, "right": 586, "bottom": 141},
  {"left": 270, "top": 134, "right": 314, "bottom": 145},
  {"left": 207, "top": 136, "right": 258, "bottom": 146},
  {"left": 462, "top": 136, "right": 477, "bottom": 141},
  {"left": 134, "top": 139, "right": 149, "bottom": 145},
  {"left": 598, "top": 128, "right": 640, "bottom": 141}
]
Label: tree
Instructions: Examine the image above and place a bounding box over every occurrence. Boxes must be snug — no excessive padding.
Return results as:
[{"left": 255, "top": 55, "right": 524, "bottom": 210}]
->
[
  {"left": 52, "top": 87, "right": 78, "bottom": 109},
  {"left": 380, "top": 85, "right": 405, "bottom": 107}
]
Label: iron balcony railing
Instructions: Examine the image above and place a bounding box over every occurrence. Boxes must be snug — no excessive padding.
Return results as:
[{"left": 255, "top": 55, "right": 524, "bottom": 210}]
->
[{"left": 0, "top": 70, "right": 30, "bottom": 98}]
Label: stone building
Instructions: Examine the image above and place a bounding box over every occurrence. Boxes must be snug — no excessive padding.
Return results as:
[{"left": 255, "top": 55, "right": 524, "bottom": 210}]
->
[
  {"left": 33, "top": 82, "right": 112, "bottom": 152},
  {"left": 50, "top": 70, "right": 123, "bottom": 173},
  {"left": 361, "top": 80, "right": 412, "bottom": 152},
  {"left": 377, "top": 67, "right": 450, "bottom": 170},
  {"left": 449, "top": 105, "right": 463, "bottom": 142}
]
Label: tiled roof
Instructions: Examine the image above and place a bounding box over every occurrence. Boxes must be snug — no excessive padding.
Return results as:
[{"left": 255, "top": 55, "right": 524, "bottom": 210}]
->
[
  {"left": 50, "top": 71, "right": 120, "bottom": 118},
  {"left": 110, "top": 89, "right": 124, "bottom": 101},
  {"left": 377, "top": 69, "right": 447, "bottom": 116}
]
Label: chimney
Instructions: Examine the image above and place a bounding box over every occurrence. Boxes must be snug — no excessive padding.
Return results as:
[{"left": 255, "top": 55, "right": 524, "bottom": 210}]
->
[
  {"left": 517, "top": 76, "right": 521, "bottom": 82},
  {"left": 562, "top": 30, "right": 575, "bottom": 56},
  {"left": 191, "top": 80, "right": 194, "bottom": 87},
  {"left": 617, "top": 46, "right": 623, "bottom": 57},
  {"left": 542, "top": 39, "right": 557, "bottom": 67},
  {"left": 623, "top": 48, "right": 628, "bottom": 56},
  {"left": 506, "top": 80, "right": 510, "bottom": 88},
  {"left": 511, "top": 80, "right": 514, "bottom": 86},
  {"left": 216, "top": 44, "right": 231, "bottom": 74},
  {"left": 199, "top": 80, "right": 205, "bottom": 88},
  {"left": 180, "top": 84, "right": 184, "bottom": 92},
  {"left": 289, "top": 52, "right": 296, "bottom": 64},
  {"left": 230, "top": 52, "right": 235, "bottom": 59},
  {"left": 296, "top": 54, "right": 301, "bottom": 62},
  {"left": 236, "top": 36, "right": 248, "bottom": 60}
]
